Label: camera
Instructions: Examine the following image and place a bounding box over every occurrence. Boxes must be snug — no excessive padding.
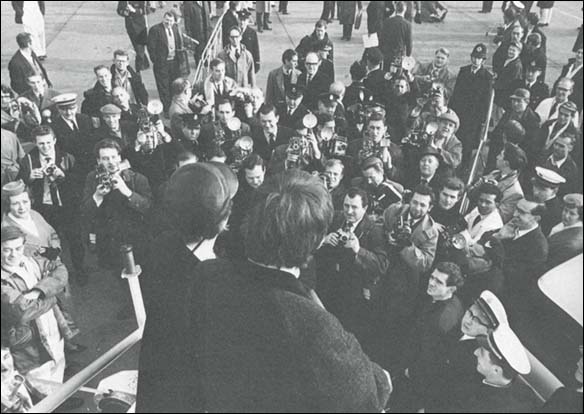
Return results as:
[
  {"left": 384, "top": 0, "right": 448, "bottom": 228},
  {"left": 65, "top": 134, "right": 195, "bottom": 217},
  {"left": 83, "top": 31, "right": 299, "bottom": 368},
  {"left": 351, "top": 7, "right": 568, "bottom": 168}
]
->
[
  {"left": 389, "top": 216, "right": 412, "bottom": 246},
  {"left": 96, "top": 164, "right": 115, "bottom": 190},
  {"left": 136, "top": 100, "right": 164, "bottom": 152},
  {"left": 336, "top": 222, "right": 353, "bottom": 245},
  {"left": 285, "top": 135, "right": 309, "bottom": 169},
  {"left": 44, "top": 164, "right": 57, "bottom": 177},
  {"left": 230, "top": 136, "right": 254, "bottom": 172}
]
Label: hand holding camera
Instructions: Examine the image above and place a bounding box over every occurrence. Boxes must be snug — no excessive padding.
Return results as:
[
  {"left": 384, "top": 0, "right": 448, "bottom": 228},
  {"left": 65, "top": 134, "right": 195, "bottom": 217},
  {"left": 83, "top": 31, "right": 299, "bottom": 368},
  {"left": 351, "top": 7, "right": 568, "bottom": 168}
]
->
[
  {"left": 30, "top": 168, "right": 44, "bottom": 180},
  {"left": 111, "top": 173, "right": 132, "bottom": 198}
]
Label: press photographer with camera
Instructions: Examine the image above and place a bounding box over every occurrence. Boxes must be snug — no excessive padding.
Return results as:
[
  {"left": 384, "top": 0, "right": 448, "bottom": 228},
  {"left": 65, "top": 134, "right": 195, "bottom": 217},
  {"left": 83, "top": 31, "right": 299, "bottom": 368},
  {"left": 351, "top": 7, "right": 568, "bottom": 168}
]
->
[
  {"left": 81, "top": 138, "right": 152, "bottom": 272},
  {"left": 381, "top": 183, "right": 439, "bottom": 326},
  {"left": 17, "top": 125, "right": 89, "bottom": 284},
  {"left": 316, "top": 187, "right": 389, "bottom": 345},
  {"left": 348, "top": 112, "right": 403, "bottom": 181},
  {"left": 352, "top": 156, "right": 404, "bottom": 222}
]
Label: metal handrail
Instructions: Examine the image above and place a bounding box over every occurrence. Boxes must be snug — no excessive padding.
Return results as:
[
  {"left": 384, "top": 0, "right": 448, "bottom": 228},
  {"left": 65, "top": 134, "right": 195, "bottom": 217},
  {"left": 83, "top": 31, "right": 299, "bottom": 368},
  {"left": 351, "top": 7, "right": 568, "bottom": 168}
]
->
[
  {"left": 459, "top": 86, "right": 496, "bottom": 215},
  {"left": 29, "top": 265, "right": 145, "bottom": 413},
  {"left": 192, "top": 9, "right": 228, "bottom": 87}
]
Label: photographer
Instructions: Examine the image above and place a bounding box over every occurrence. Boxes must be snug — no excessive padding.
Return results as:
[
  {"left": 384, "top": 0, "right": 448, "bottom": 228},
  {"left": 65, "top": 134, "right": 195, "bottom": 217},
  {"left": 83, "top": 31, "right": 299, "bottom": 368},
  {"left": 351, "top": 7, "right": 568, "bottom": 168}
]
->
[
  {"left": 80, "top": 138, "right": 152, "bottom": 271},
  {"left": 413, "top": 47, "right": 456, "bottom": 97},
  {"left": 199, "top": 97, "right": 251, "bottom": 160},
  {"left": 381, "top": 184, "right": 439, "bottom": 333},
  {"left": 352, "top": 156, "right": 403, "bottom": 222},
  {"left": 348, "top": 112, "right": 403, "bottom": 181},
  {"left": 316, "top": 186, "right": 390, "bottom": 360},
  {"left": 17, "top": 125, "right": 86, "bottom": 283}
]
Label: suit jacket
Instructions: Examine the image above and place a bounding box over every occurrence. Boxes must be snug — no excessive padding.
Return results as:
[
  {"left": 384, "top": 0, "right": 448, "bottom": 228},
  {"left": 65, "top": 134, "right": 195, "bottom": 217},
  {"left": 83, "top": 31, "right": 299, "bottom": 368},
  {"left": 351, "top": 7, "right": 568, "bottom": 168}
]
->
[
  {"left": 530, "top": 119, "right": 578, "bottom": 163},
  {"left": 489, "top": 107, "right": 540, "bottom": 160},
  {"left": 147, "top": 22, "right": 183, "bottom": 67},
  {"left": 265, "top": 66, "right": 301, "bottom": 107},
  {"left": 251, "top": 125, "right": 294, "bottom": 162},
  {"left": 502, "top": 226, "right": 548, "bottom": 296},
  {"left": 541, "top": 196, "right": 563, "bottom": 236},
  {"left": 52, "top": 113, "right": 97, "bottom": 186},
  {"left": 295, "top": 32, "right": 335, "bottom": 67},
  {"left": 181, "top": 258, "right": 391, "bottom": 412},
  {"left": 378, "top": 15, "right": 412, "bottom": 63},
  {"left": 18, "top": 147, "right": 76, "bottom": 209},
  {"left": 136, "top": 230, "right": 202, "bottom": 413},
  {"left": 297, "top": 71, "right": 332, "bottom": 110},
  {"left": 8, "top": 49, "right": 51, "bottom": 94},
  {"left": 183, "top": 1, "right": 212, "bottom": 45},
  {"left": 367, "top": 1, "right": 386, "bottom": 34},
  {"left": 316, "top": 213, "right": 389, "bottom": 323},
  {"left": 363, "top": 68, "right": 388, "bottom": 104},
  {"left": 494, "top": 58, "right": 523, "bottom": 107},
  {"left": 241, "top": 26, "right": 260, "bottom": 73},
  {"left": 547, "top": 225, "right": 583, "bottom": 269},
  {"left": 275, "top": 102, "right": 309, "bottom": 130},
  {"left": 80, "top": 167, "right": 152, "bottom": 268},
  {"left": 217, "top": 45, "right": 256, "bottom": 88},
  {"left": 202, "top": 75, "right": 237, "bottom": 108},
  {"left": 81, "top": 81, "right": 113, "bottom": 118}
]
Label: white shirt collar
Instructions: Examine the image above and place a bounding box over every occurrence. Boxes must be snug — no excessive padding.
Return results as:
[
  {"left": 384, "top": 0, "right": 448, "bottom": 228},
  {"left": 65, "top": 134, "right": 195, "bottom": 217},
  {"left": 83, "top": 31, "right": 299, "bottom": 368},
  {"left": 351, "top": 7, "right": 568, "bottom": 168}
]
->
[
  {"left": 549, "top": 221, "right": 583, "bottom": 236},
  {"left": 548, "top": 155, "right": 567, "bottom": 168},
  {"left": 248, "top": 259, "right": 301, "bottom": 279},
  {"left": 514, "top": 224, "right": 539, "bottom": 240}
]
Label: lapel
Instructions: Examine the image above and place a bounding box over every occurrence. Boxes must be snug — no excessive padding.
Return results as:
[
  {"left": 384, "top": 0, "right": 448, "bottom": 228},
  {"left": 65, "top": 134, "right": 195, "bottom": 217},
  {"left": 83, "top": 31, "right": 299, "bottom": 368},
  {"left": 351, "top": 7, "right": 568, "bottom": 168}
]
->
[{"left": 275, "top": 67, "right": 285, "bottom": 95}]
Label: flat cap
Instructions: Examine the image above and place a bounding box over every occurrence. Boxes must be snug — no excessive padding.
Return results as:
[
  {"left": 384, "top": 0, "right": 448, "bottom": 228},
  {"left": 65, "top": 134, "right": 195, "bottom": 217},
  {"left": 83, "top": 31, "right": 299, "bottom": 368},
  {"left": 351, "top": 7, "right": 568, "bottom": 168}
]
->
[
  {"left": 361, "top": 156, "right": 383, "bottom": 170},
  {"left": 563, "top": 193, "right": 583, "bottom": 208},
  {"left": 100, "top": 104, "right": 122, "bottom": 115},
  {"left": 559, "top": 100, "right": 578, "bottom": 114},
  {"left": 510, "top": 88, "right": 530, "bottom": 101}
]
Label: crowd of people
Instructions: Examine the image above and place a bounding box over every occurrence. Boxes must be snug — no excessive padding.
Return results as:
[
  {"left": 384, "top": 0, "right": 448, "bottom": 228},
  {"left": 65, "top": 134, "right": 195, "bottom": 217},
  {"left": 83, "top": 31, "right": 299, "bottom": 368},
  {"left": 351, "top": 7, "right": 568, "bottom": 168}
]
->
[{"left": 1, "top": 0, "right": 583, "bottom": 412}]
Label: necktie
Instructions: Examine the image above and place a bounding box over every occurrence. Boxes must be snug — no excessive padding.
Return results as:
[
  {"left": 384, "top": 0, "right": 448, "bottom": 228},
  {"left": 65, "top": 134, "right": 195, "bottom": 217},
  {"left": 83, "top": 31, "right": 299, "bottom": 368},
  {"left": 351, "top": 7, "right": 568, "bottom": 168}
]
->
[
  {"left": 45, "top": 157, "right": 61, "bottom": 206},
  {"left": 71, "top": 120, "right": 79, "bottom": 132},
  {"left": 548, "top": 101, "right": 559, "bottom": 119},
  {"left": 472, "top": 215, "right": 482, "bottom": 229},
  {"left": 268, "top": 133, "right": 275, "bottom": 145},
  {"left": 307, "top": 74, "right": 313, "bottom": 84},
  {"left": 288, "top": 107, "right": 293, "bottom": 116},
  {"left": 235, "top": 49, "right": 241, "bottom": 60}
]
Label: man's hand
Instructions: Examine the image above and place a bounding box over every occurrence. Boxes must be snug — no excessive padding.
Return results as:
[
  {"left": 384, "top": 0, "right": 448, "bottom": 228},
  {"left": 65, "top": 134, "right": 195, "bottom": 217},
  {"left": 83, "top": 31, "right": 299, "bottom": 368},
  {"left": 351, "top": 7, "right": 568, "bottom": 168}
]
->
[
  {"left": 323, "top": 232, "right": 341, "bottom": 247},
  {"left": 112, "top": 174, "right": 132, "bottom": 198},
  {"left": 51, "top": 166, "right": 65, "bottom": 179},
  {"left": 30, "top": 168, "right": 44, "bottom": 180},
  {"left": 344, "top": 232, "right": 360, "bottom": 254},
  {"left": 494, "top": 222, "right": 518, "bottom": 240},
  {"left": 22, "top": 290, "right": 41, "bottom": 301},
  {"left": 306, "top": 131, "right": 321, "bottom": 159}
]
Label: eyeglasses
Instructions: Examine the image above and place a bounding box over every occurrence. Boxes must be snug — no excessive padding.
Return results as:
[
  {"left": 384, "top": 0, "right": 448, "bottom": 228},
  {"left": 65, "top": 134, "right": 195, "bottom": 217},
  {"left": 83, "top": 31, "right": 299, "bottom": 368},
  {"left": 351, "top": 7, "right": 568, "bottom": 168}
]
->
[
  {"left": 467, "top": 309, "right": 488, "bottom": 326},
  {"left": 230, "top": 35, "right": 241, "bottom": 39},
  {"left": 306, "top": 62, "right": 319, "bottom": 66}
]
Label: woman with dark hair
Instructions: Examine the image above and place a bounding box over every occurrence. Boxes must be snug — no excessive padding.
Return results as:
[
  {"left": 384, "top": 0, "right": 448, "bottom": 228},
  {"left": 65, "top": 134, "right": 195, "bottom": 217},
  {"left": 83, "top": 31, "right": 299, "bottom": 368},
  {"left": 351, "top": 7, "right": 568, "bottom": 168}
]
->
[{"left": 181, "top": 170, "right": 393, "bottom": 412}]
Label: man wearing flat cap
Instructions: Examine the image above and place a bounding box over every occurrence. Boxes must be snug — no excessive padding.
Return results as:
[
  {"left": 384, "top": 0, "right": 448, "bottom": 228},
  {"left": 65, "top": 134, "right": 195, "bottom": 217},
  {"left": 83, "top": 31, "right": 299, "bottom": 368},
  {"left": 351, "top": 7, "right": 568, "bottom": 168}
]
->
[
  {"left": 546, "top": 193, "right": 583, "bottom": 268},
  {"left": 429, "top": 109, "right": 463, "bottom": 170},
  {"left": 137, "top": 162, "right": 239, "bottom": 412},
  {"left": 96, "top": 103, "right": 137, "bottom": 155},
  {"left": 450, "top": 43, "right": 494, "bottom": 166},
  {"left": 455, "top": 325, "right": 539, "bottom": 412},
  {"left": 407, "top": 146, "right": 451, "bottom": 192},
  {"left": 531, "top": 166, "right": 566, "bottom": 236},
  {"left": 429, "top": 290, "right": 509, "bottom": 411}
]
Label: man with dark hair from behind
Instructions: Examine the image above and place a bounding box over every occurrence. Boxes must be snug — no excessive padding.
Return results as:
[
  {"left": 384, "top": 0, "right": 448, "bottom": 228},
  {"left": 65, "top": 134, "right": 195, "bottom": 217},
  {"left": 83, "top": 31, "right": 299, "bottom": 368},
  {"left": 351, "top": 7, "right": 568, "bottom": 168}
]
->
[
  {"left": 137, "top": 162, "right": 239, "bottom": 412},
  {"left": 182, "top": 170, "right": 393, "bottom": 412}
]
